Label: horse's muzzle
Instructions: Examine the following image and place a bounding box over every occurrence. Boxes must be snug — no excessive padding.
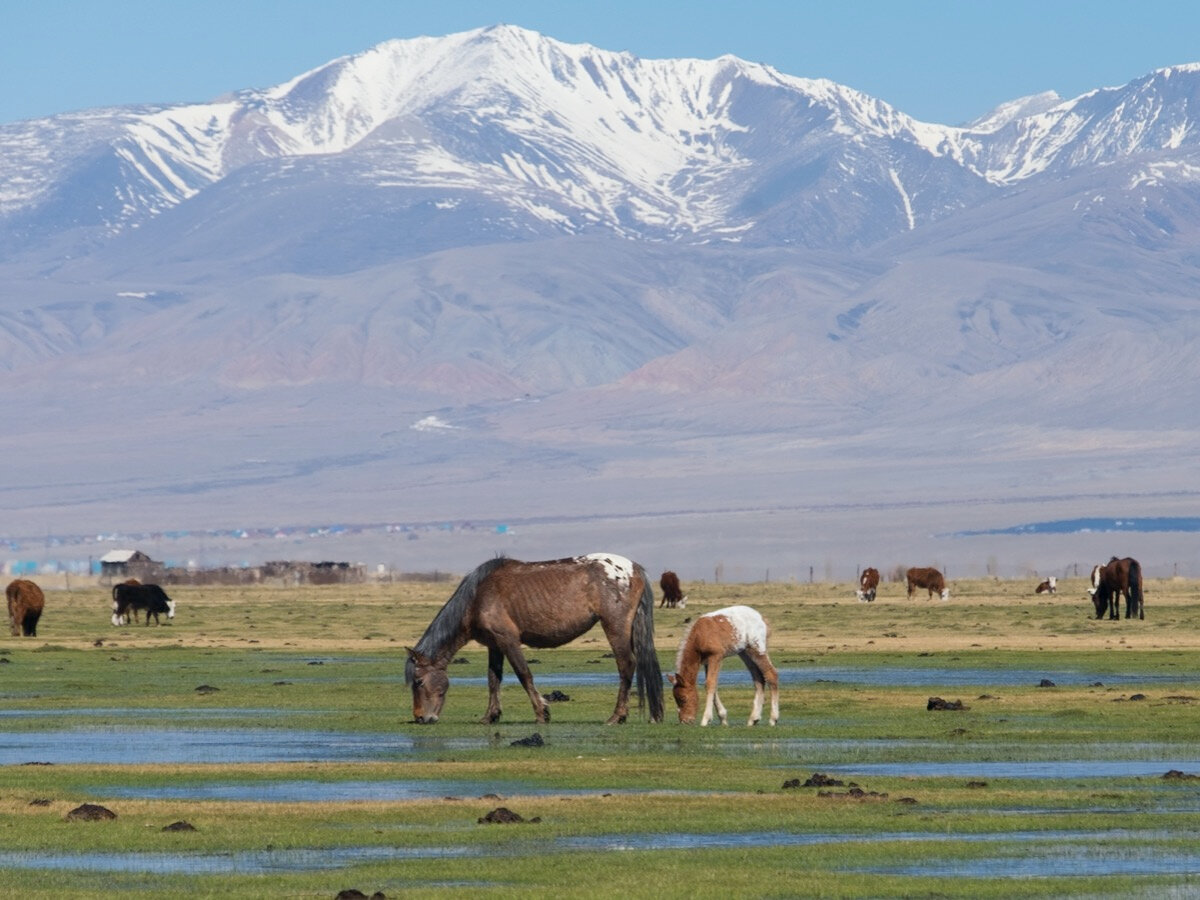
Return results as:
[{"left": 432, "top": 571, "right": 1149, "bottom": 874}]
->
[{"left": 413, "top": 715, "right": 439, "bottom": 725}]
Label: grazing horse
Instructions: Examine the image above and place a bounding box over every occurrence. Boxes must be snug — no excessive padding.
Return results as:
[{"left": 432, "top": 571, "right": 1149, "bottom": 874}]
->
[
  {"left": 659, "top": 570, "right": 687, "bottom": 608},
  {"left": 111, "top": 582, "right": 176, "bottom": 626},
  {"left": 405, "top": 554, "right": 664, "bottom": 725},
  {"left": 1089, "top": 557, "right": 1144, "bottom": 620},
  {"left": 669, "top": 605, "right": 779, "bottom": 726},
  {"left": 857, "top": 567, "right": 880, "bottom": 602},
  {"left": 6, "top": 579, "right": 44, "bottom": 636},
  {"left": 906, "top": 566, "right": 948, "bottom": 601},
  {"left": 1036, "top": 577, "right": 1057, "bottom": 594}
]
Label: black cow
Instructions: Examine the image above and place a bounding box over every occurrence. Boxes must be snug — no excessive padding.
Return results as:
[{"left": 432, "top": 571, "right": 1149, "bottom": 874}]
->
[{"left": 111, "top": 583, "right": 176, "bottom": 626}]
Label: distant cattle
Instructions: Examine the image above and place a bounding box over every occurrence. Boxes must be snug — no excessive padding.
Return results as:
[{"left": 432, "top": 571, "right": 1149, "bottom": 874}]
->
[
  {"left": 6, "top": 579, "right": 44, "bottom": 636},
  {"left": 659, "top": 571, "right": 687, "bottom": 609},
  {"left": 111, "top": 582, "right": 176, "bottom": 626},
  {"left": 1035, "top": 577, "right": 1057, "bottom": 595},
  {"left": 1089, "top": 557, "right": 1143, "bottom": 620},
  {"left": 906, "top": 567, "right": 948, "bottom": 601},
  {"left": 856, "top": 567, "right": 880, "bottom": 602}
]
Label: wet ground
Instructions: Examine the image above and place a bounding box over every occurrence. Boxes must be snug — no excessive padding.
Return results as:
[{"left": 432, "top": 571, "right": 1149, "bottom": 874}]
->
[{"left": 3, "top": 828, "right": 1197, "bottom": 878}]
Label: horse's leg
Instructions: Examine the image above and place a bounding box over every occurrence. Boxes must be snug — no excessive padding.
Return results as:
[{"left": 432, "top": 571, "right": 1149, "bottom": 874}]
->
[
  {"left": 599, "top": 620, "right": 636, "bottom": 725},
  {"left": 482, "top": 647, "right": 505, "bottom": 724},
  {"left": 741, "top": 654, "right": 765, "bottom": 726},
  {"left": 496, "top": 640, "right": 549, "bottom": 724},
  {"left": 701, "top": 657, "right": 724, "bottom": 726},
  {"left": 743, "top": 649, "right": 780, "bottom": 725},
  {"left": 712, "top": 685, "right": 729, "bottom": 726}
]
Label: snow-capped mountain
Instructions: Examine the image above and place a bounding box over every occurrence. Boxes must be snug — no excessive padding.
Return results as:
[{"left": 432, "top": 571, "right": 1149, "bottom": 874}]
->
[{"left": 3, "top": 26, "right": 1200, "bottom": 578}]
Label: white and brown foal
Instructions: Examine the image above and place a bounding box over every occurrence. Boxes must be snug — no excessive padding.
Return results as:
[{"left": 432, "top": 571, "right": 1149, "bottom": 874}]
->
[{"left": 669, "top": 605, "right": 779, "bottom": 726}]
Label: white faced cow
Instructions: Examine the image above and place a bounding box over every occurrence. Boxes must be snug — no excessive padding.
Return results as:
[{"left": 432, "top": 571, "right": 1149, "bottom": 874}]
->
[{"left": 856, "top": 567, "right": 880, "bottom": 602}]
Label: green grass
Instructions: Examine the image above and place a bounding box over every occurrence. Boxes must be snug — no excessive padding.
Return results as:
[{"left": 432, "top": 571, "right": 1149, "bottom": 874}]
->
[{"left": 0, "top": 577, "right": 1199, "bottom": 896}]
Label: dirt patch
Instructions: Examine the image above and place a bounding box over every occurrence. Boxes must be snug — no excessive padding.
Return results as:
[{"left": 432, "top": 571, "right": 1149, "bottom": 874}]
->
[
  {"left": 65, "top": 803, "right": 116, "bottom": 822},
  {"left": 927, "top": 697, "right": 968, "bottom": 711},
  {"left": 478, "top": 806, "right": 541, "bottom": 824}
]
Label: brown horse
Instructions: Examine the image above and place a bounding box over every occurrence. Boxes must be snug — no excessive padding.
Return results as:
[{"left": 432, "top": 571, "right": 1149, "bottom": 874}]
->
[
  {"left": 857, "top": 567, "right": 880, "bottom": 602},
  {"left": 659, "top": 570, "right": 686, "bottom": 608},
  {"left": 1090, "top": 557, "right": 1144, "bottom": 620},
  {"left": 406, "top": 554, "right": 664, "bottom": 725},
  {"left": 668, "top": 605, "right": 779, "bottom": 726},
  {"left": 6, "top": 579, "right": 44, "bottom": 636},
  {"left": 906, "top": 566, "right": 948, "bottom": 601}
]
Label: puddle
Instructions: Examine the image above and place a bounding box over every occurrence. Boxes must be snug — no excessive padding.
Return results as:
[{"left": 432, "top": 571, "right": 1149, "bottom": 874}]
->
[
  {"left": 859, "top": 845, "right": 1200, "bottom": 878},
  {"left": 435, "top": 666, "right": 1193, "bottom": 689},
  {"left": 0, "top": 708, "right": 289, "bottom": 720},
  {"left": 0, "top": 844, "right": 477, "bottom": 875},
  {"left": 2, "top": 828, "right": 1183, "bottom": 876},
  {"left": 103, "top": 779, "right": 593, "bottom": 803},
  {"left": 0, "top": 728, "right": 485, "bottom": 765},
  {"left": 820, "top": 759, "right": 1200, "bottom": 779}
]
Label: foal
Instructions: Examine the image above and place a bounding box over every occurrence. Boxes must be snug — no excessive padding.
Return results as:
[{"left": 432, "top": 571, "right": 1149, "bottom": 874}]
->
[{"left": 668, "top": 605, "right": 779, "bottom": 726}]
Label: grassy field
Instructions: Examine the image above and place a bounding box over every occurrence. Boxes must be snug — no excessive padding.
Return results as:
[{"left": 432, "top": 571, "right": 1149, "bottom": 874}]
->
[{"left": 1, "top": 574, "right": 1198, "bottom": 897}]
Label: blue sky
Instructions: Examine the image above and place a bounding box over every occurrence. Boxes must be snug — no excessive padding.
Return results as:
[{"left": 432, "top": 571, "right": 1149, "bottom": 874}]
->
[{"left": 4, "top": 0, "right": 1200, "bottom": 126}]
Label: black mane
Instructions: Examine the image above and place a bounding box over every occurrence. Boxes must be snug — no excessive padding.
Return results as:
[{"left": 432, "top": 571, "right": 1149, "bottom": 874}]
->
[{"left": 405, "top": 556, "right": 512, "bottom": 684}]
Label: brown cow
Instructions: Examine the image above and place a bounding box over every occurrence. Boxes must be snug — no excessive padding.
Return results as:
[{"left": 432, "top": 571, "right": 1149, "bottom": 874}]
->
[
  {"left": 856, "top": 567, "right": 880, "bottom": 602},
  {"left": 659, "top": 571, "right": 687, "bottom": 609},
  {"left": 6, "top": 579, "right": 44, "bottom": 636},
  {"left": 905, "top": 567, "right": 948, "bottom": 601}
]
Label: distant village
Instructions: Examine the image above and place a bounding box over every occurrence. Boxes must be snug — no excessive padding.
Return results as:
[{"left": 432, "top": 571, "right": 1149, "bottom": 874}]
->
[{"left": 0, "top": 520, "right": 510, "bottom": 582}]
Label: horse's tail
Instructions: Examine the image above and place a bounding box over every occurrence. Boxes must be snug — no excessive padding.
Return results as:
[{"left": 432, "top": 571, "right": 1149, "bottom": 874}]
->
[
  {"left": 631, "top": 564, "right": 664, "bottom": 723},
  {"left": 1129, "top": 559, "right": 1144, "bottom": 620}
]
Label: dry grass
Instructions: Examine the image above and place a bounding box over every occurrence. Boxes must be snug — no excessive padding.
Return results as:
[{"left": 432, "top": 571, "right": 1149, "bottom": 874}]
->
[{"left": 19, "top": 573, "right": 1198, "bottom": 656}]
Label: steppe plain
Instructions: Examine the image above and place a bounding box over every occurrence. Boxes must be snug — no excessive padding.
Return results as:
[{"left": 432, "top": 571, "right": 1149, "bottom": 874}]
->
[{"left": 1, "top": 574, "right": 1199, "bottom": 898}]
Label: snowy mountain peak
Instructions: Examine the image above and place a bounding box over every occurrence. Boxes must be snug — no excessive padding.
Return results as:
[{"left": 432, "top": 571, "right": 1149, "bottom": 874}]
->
[{"left": 966, "top": 91, "right": 1063, "bottom": 132}]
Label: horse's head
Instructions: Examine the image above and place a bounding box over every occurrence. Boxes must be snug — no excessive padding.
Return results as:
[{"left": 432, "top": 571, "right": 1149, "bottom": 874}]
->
[
  {"left": 406, "top": 648, "right": 449, "bottom": 724},
  {"left": 1090, "top": 587, "right": 1107, "bottom": 619},
  {"left": 667, "top": 673, "right": 698, "bottom": 724}
]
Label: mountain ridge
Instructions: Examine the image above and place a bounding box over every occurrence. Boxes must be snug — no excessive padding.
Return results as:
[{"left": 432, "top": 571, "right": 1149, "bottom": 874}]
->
[{"left": 3, "top": 27, "right": 1200, "bottom": 576}]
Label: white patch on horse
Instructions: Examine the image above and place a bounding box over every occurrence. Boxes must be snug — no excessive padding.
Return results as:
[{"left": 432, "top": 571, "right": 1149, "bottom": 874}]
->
[
  {"left": 578, "top": 553, "right": 634, "bottom": 589},
  {"left": 706, "top": 605, "right": 768, "bottom": 654}
]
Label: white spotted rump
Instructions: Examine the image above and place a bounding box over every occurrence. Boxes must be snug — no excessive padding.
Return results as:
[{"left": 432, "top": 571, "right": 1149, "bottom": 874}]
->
[
  {"left": 578, "top": 553, "right": 634, "bottom": 589},
  {"left": 708, "top": 605, "right": 768, "bottom": 653}
]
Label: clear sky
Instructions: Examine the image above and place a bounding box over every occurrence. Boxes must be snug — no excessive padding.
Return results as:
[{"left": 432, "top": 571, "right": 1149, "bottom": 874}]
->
[{"left": 4, "top": 0, "right": 1200, "bottom": 127}]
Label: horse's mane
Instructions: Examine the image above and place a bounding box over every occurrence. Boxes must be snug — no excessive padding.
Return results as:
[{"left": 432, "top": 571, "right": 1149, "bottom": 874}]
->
[
  {"left": 406, "top": 556, "right": 512, "bottom": 681},
  {"left": 674, "top": 617, "right": 700, "bottom": 673}
]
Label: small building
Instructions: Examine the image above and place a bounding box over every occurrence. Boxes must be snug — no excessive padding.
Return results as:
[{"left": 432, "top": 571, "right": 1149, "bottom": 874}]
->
[{"left": 98, "top": 549, "right": 160, "bottom": 581}]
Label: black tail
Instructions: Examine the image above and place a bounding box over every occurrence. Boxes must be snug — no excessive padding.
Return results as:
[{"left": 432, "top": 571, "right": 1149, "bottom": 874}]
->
[
  {"left": 631, "top": 565, "right": 664, "bottom": 722},
  {"left": 22, "top": 610, "right": 39, "bottom": 637},
  {"left": 1128, "top": 560, "right": 1144, "bottom": 620}
]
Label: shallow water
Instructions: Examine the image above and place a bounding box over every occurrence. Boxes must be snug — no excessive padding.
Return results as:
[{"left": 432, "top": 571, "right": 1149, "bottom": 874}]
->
[
  {"left": 0, "top": 728, "right": 485, "bottom": 765},
  {"left": 820, "top": 759, "right": 1200, "bottom": 780},
  {"left": 2, "top": 828, "right": 1189, "bottom": 877},
  {"left": 439, "top": 665, "right": 1194, "bottom": 689},
  {"left": 104, "top": 778, "right": 595, "bottom": 803}
]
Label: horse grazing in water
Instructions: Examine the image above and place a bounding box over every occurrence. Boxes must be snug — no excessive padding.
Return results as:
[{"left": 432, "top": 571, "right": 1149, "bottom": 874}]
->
[
  {"left": 1089, "top": 557, "right": 1144, "bottom": 620},
  {"left": 906, "top": 566, "right": 948, "bottom": 601},
  {"left": 6, "top": 579, "right": 44, "bottom": 636},
  {"left": 668, "top": 605, "right": 779, "bottom": 727},
  {"left": 406, "top": 554, "right": 664, "bottom": 725},
  {"left": 659, "top": 570, "right": 686, "bottom": 608},
  {"left": 857, "top": 567, "right": 880, "bottom": 602}
]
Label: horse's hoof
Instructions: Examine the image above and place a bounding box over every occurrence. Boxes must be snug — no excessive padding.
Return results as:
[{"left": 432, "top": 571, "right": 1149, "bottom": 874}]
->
[{"left": 480, "top": 712, "right": 501, "bottom": 724}]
